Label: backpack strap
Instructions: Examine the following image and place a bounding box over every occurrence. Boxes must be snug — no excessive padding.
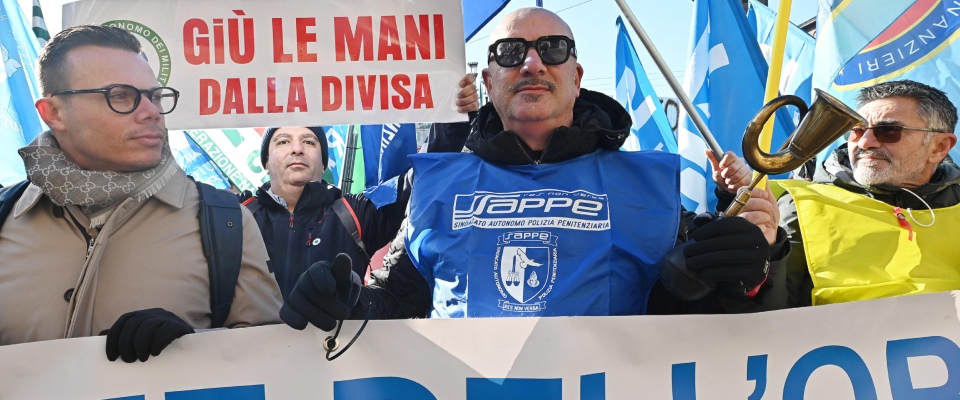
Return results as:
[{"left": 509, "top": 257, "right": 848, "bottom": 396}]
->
[
  {"left": 194, "top": 181, "right": 244, "bottom": 328},
  {"left": 0, "top": 181, "right": 30, "bottom": 232},
  {"left": 241, "top": 196, "right": 262, "bottom": 214},
  {"left": 331, "top": 197, "right": 370, "bottom": 265}
]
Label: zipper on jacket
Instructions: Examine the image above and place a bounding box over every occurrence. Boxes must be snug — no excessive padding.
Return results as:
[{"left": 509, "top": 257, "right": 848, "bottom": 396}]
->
[
  {"left": 66, "top": 211, "right": 95, "bottom": 258},
  {"left": 289, "top": 214, "right": 295, "bottom": 229}
]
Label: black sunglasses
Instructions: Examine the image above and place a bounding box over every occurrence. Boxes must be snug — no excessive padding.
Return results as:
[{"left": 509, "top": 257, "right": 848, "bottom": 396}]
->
[
  {"left": 487, "top": 35, "right": 577, "bottom": 68},
  {"left": 51, "top": 84, "right": 180, "bottom": 115},
  {"left": 848, "top": 124, "right": 944, "bottom": 144}
]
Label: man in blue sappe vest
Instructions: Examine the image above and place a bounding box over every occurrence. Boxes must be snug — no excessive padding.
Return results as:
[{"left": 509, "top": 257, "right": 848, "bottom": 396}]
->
[{"left": 278, "top": 8, "right": 789, "bottom": 329}]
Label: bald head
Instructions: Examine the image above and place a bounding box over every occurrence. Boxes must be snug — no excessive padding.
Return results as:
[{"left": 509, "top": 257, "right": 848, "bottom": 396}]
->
[
  {"left": 482, "top": 7, "right": 583, "bottom": 150},
  {"left": 489, "top": 7, "right": 575, "bottom": 44}
]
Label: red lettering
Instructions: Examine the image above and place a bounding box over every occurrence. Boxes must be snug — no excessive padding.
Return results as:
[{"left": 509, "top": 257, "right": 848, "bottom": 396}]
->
[
  {"left": 223, "top": 78, "right": 244, "bottom": 114},
  {"left": 379, "top": 74, "right": 389, "bottom": 110},
  {"left": 287, "top": 77, "right": 307, "bottom": 112},
  {"left": 296, "top": 18, "right": 318, "bottom": 62},
  {"left": 377, "top": 16, "right": 402, "bottom": 61},
  {"left": 322, "top": 76, "right": 342, "bottom": 111},
  {"left": 433, "top": 14, "right": 445, "bottom": 60},
  {"left": 391, "top": 74, "right": 411, "bottom": 109},
  {"left": 413, "top": 74, "right": 433, "bottom": 109},
  {"left": 202, "top": 77, "right": 308, "bottom": 115},
  {"left": 213, "top": 19, "right": 226, "bottom": 64},
  {"left": 267, "top": 77, "right": 283, "bottom": 113},
  {"left": 228, "top": 13, "right": 255, "bottom": 64},
  {"left": 405, "top": 15, "right": 430, "bottom": 60},
  {"left": 272, "top": 19, "right": 293, "bottom": 62},
  {"left": 345, "top": 76, "right": 354, "bottom": 111},
  {"left": 334, "top": 16, "right": 373, "bottom": 61},
  {"left": 199, "top": 79, "right": 220, "bottom": 115},
  {"left": 183, "top": 19, "right": 209, "bottom": 65},
  {"left": 247, "top": 78, "right": 264, "bottom": 113},
  {"left": 356, "top": 75, "right": 376, "bottom": 110}
]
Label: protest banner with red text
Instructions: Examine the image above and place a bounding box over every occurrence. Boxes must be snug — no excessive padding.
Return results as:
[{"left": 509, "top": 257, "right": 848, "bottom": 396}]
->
[{"left": 63, "top": 0, "right": 467, "bottom": 129}]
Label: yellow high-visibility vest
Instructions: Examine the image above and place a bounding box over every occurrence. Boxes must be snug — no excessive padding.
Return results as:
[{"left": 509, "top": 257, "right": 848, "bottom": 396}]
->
[{"left": 781, "top": 180, "right": 960, "bottom": 305}]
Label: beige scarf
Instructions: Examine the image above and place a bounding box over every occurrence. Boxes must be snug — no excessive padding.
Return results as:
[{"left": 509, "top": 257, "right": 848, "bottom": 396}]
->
[{"left": 19, "top": 131, "right": 177, "bottom": 225}]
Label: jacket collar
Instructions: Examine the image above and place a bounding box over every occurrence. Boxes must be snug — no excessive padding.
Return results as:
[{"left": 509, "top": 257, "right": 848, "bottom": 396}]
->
[
  {"left": 256, "top": 180, "right": 341, "bottom": 212},
  {"left": 465, "top": 89, "right": 631, "bottom": 165}
]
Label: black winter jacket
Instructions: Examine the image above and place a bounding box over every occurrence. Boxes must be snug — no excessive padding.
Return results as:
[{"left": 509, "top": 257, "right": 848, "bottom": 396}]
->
[
  {"left": 360, "top": 89, "right": 789, "bottom": 318},
  {"left": 778, "top": 144, "right": 960, "bottom": 307},
  {"left": 245, "top": 181, "right": 407, "bottom": 297}
]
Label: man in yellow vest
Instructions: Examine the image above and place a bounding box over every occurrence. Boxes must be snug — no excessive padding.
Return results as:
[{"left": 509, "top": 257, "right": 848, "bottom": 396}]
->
[{"left": 779, "top": 80, "right": 960, "bottom": 307}]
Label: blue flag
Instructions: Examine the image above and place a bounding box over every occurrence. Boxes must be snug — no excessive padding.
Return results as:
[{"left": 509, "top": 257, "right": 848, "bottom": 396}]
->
[
  {"left": 324, "top": 124, "right": 351, "bottom": 189},
  {"left": 462, "top": 0, "right": 510, "bottom": 41},
  {"left": 360, "top": 123, "right": 417, "bottom": 206},
  {"left": 813, "top": 0, "right": 960, "bottom": 163},
  {"left": 0, "top": 0, "right": 44, "bottom": 186},
  {"left": 360, "top": 123, "right": 417, "bottom": 187},
  {"left": 747, "top": 0, "right": 815, "bottom": 105},
  {"left": 169, "top": 131, "right": 231, "bottom": 190},
  {"left": 678, "top": 0, "right": 796, "bottom": 213},
  {"left": 614, "top": 17, "right": 677, "bottom": 153}
]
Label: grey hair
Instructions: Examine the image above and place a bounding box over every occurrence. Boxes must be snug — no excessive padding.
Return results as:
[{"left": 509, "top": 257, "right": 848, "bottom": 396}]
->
[{"left": 856, "top": 79, "right": 958, "bottom": 133}]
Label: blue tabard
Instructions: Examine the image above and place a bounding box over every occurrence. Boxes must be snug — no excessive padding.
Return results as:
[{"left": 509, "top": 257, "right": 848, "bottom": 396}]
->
[{"left": 405, "top": 150, "right": 681, "bottom": 318}]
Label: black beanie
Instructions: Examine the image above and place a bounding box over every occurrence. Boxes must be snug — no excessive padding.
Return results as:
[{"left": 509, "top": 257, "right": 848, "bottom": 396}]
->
[{"left": 260, "top": 126, "right": 328, "bottom": 169}]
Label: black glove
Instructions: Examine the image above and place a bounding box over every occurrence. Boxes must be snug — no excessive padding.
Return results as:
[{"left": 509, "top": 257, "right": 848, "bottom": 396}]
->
[
  {"left": 684, "top": 216, "right": 770, "bottom": 298},
  {"left": 104, "top": 308, "right": 195, "bottom": 363},
  {"left": 281, "top": 253, "right": 362, "bottom": 331}
]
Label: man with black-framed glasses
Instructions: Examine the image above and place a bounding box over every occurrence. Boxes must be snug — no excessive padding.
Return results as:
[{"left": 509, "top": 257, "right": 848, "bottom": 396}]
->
[
  {"left": 0, "top": 25, "right": 283, "bottom": 361},
  {"left": 279, "top": 7, "right": 789, "bottom": 331},
  {"left": 777, "top": 79, "right": 960, "bottom": 308},
  {"left": 50, "top": 84, "right": 180, "bottom": 115}
]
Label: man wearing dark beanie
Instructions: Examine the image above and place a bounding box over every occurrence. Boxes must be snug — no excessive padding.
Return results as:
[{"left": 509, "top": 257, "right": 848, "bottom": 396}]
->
[
  {"left": 244, "top": 74, "right": 480, "bottom": 299},
  {"left": 259, "top": 126, "right": 328, "bottom": 173}
]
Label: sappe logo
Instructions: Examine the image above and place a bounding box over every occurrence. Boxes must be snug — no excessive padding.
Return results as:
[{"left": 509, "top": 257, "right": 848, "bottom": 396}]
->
[
  {"left": 103, "top": 20, "right": 173, "bottom": 86},
  {"left": 451, "top": 189, "right": 610, "bottom": 231},
  {"left": 835, "top": 0, "right": 960, "bottom": 89}
]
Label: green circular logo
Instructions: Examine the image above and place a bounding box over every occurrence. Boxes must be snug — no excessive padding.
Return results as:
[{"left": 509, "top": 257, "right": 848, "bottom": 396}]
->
[{"left": 103, "top": 20, "right": 172, "bottom": 86}]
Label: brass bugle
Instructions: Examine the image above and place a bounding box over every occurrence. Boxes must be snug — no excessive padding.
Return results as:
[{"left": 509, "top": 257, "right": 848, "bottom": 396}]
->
[{"left": 723, "top": 89, "right": 866, "bottom": 216}]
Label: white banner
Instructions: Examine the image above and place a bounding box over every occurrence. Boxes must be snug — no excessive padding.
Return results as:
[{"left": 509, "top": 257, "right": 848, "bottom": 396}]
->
[
  {"left": 62, "top": 0, "right": 467, "bottom": 129},
  {"left": 2, "top": 292, "right": 960, "bottom": 399}
]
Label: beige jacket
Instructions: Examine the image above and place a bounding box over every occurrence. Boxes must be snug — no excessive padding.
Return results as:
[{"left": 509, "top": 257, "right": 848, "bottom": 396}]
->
[{"left": 0, "top": 169, "right": 283, "bottom": 345}]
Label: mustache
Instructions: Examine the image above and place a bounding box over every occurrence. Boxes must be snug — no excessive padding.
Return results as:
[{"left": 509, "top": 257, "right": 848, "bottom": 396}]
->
[
  {"left": 509, "top": 79, "right": 557, "bottom": 93},
  {"left": 286, "top": 158, "right": 311, "bottom": 166},
  {"left": 853, "top": 148, "right": 892, "bottom": 163}
]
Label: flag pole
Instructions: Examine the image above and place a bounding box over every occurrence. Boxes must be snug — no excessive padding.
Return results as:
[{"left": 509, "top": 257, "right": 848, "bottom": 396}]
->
[
  {"left": 754, "top": 0, "right": 792, "bottom": 183},
  {"left": 340, "top": 125, "right": 359, "bottom": 192},
  {"left": 613, "top": 0, "right": 724, "bottom": 159}
]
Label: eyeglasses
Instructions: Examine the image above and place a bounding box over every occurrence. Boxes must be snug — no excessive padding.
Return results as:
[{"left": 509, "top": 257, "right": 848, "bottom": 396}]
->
[
  {"left": 848, "top": 124, "right": 945, "bottom": 144},
  {"left": 487, "top": 35, "right": 577, "bottom": 68},
  {"left": 50, "top": 84, "right": 180, "bottom": 115}
]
